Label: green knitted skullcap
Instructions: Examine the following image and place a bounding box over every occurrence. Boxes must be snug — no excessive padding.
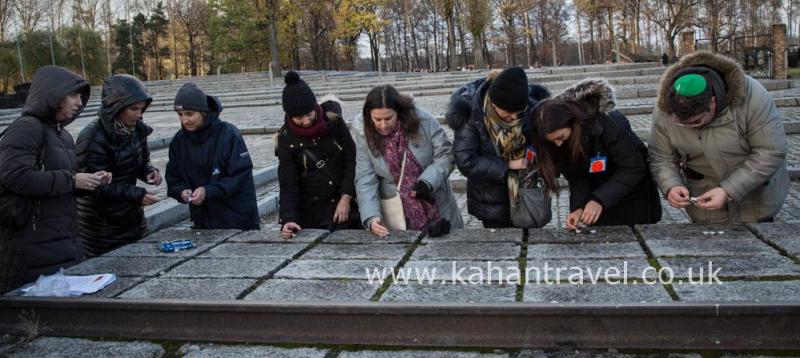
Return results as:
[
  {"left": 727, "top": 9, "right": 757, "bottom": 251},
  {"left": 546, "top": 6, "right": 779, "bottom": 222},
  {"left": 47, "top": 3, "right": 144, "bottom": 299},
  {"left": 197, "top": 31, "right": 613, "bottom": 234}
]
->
[{"left": 672, "top": 74, "right": 707, "bottom": 97}]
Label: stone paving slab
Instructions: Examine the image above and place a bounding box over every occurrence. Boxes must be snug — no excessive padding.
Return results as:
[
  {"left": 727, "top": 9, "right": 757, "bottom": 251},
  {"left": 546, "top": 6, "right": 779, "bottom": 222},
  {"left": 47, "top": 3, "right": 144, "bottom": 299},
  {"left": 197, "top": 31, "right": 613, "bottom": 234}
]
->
[
  {"left": 320, "top": 229, "right": 421, "bottom": 244},
  {"left": 141, "top": 229, "right": 241, "bottom": 244},
  {"left": 412, "top": 242, "right": 520, "bottom": 261},
  {"left": 227, "top": 228, "right": 329, "bottom": 243},
  {"left": 528, "top": 226, "right": 638, "bottom": 244},
  {"left": 523, "top": 283, "right": 673, "bottom": 303},
  {"left": 339, "top": 350, "right": 510, "bottom": 358},
  {"left": 178, "top": 343, "right": 329, "bottom": 358},
  {"left": 400, "top": 260, "right": 520, "bottom": 283},
  {"left": 244, "top": 278, "right": 379, "bottom": 302},
  {"left": 636, "top": 224, "right": 755, "bottom": 241},
  {"left": 524, "top": 259, "right": 656, "bottom": 283},
  {"left": 65, "top": 257, "right": 183, "bottom": 277},
  {"left": 527, "top": 242, "right": 647, "bottom": 260},
  {"left": 6, "top": 337, "right": 164, "bottom": 358},
  {"left": 381, "top": 282, "right": 517, "bottom": 303},
  {"left": 673, "top": 280, "right": 800, "bottom": 302},
  {"left": 89, "top": 276, "right": 145, "bottom": 298},
  {"left": 748, "top": 222, "right": 800, "bottom": 256},
  {"left": 162, "top": 258, "right": 287, "bottom": 278},
  {"left": 199, "top": 243, "right": 309, "bottom": 259},
  {"left": 274, "top": 259, "right": 397, "bottom": 280},
  {"left": 300, "top": 243, "right": 412, "bottom": 260},
  {"left": 118, "top": 278, "right": 256, "bottom": 300},
  {"left": 659, "top": 254, "right": 800, "bottom": 280},
  {"left": 645, "top": 238, "right": 777, "bottom": 258},
  {"left": 423, "top": 228, "right": 523, "bottom": 244},
  {"left": 104, "top": 242, "right": 218, "bottom": 258},
  {"left": 518, "top": 350, "right": 701, "bottom": 358}
]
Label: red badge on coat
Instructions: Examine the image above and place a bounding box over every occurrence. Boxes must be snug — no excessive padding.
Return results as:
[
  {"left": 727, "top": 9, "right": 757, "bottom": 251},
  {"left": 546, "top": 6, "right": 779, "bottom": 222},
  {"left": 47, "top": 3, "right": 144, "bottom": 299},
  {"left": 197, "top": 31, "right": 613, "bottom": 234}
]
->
[{"left": 589, "top": 155, "right": 607, "bottom": 173}]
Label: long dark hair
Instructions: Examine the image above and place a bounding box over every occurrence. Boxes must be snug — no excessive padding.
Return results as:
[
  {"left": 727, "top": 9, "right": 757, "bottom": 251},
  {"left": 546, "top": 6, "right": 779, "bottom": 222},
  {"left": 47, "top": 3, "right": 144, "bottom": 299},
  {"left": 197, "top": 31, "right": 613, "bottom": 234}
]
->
[
  {"left": 362, "top": 85, "right": 420, "bottom": 155},
  {"left": 531, "top": 99, "right": 588, "bottom": 194}
]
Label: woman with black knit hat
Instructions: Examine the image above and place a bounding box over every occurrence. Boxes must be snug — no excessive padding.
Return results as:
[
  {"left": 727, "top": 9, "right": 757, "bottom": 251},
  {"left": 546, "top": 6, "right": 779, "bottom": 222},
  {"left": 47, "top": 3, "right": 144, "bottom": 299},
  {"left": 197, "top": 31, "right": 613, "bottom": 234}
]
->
[
  {"left": 445, "top": 67, "right": 550, "bottom": 228},
  {"left": 276, "top": 71, "right": 359, "bottom": 238},
  {"left": 530, "top": 79, "right": 661, "bottom": 229},
  {"left": 165, "top": 82, "right": 259, "bottom": 230},
  {"left": 76, "top": 74, "right": 160, "bottom": 257}
]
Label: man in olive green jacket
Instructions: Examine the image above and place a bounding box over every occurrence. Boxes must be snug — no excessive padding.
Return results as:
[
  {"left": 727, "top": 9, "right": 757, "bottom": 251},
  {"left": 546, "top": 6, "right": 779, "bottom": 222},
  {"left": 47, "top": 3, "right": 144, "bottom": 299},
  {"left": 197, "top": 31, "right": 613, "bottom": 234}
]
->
[{"left": 649, "top": 51, "right": 788, "bottom": 223}]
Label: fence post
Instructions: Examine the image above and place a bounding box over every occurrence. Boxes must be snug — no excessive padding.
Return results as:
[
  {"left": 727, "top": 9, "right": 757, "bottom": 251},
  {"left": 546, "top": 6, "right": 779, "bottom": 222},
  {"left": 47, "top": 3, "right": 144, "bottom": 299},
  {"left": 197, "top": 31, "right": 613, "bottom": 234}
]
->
[{"left": 772, "top": 24, "right": 787, "bottom": 80}]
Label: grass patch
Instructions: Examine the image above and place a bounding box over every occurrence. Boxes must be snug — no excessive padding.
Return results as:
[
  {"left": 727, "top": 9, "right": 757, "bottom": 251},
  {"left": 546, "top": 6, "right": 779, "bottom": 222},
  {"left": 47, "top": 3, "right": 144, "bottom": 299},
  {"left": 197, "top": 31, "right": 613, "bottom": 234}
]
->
[{"left": 789, "top": 67, "right": 800, "bottom": 78}]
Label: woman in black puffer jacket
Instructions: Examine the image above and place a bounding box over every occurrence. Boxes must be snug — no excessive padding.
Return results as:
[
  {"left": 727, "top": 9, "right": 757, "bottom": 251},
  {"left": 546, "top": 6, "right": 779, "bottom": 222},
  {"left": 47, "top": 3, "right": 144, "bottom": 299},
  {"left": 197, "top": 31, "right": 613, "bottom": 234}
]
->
[{"left": 76, "top": 75, "right": 161, "bottom": 257}]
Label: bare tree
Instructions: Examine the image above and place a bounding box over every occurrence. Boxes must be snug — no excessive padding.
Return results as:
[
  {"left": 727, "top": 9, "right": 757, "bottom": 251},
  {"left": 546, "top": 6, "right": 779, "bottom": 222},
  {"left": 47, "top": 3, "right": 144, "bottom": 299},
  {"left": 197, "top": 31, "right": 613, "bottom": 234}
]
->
[
  {"left": 14, "top": 0, "right": 44, "bottom": 33},
  {"left": 643, "top": 0, "right": 699, "bottom": 57},
  {"left": 0, "top": 0, "right": 13, "bottom": 40},
  {"left": 464, "top": 0, "right": 489, "bottom": 68},
  {"left": 173, "top": 0, "right": 208, "bottom": 76}
]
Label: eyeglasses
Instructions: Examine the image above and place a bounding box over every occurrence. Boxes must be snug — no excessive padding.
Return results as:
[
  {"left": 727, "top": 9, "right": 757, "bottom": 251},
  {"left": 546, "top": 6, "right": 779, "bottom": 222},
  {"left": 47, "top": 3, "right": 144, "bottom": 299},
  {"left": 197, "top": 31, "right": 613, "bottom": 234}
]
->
[{"left": 672, "top": 111, "right": 710, "bottom": 128}]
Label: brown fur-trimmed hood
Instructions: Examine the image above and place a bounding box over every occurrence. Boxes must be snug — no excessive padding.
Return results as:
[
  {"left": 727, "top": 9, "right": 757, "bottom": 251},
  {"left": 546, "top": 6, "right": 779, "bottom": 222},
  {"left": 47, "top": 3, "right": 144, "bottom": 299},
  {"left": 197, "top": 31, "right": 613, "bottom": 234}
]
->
[
  {"left": 553, "top": 79, "right": 616, "bottom": 114},
  {"left": 656, "top": 51, "right": 745, "bottom": 114}
]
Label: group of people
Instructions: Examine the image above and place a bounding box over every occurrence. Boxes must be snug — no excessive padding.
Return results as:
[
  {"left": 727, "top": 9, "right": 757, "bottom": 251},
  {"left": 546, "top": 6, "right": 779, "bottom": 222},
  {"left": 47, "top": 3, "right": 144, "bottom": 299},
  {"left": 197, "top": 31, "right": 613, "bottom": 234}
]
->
[{"left": 0, "top": 50, "right": 789, "bottom": 293}]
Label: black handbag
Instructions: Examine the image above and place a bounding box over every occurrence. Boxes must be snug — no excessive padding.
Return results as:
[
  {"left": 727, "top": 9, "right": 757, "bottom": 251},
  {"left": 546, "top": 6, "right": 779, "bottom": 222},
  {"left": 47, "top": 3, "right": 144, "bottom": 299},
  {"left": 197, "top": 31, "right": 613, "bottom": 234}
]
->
[
  {"left": 0, "top": 122, "right": 47, "bottom": 228},
  {"left": 510, "top": 166, "right": 552, "bottom": 228}
]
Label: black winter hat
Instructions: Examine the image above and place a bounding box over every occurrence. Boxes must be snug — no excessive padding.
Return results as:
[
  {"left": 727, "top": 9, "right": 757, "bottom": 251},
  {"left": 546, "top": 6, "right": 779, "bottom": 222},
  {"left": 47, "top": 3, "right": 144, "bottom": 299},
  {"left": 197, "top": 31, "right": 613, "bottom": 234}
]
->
[
  {"left": 489, "top": 67, "right": 530, "bottom": 112},
  {"left": 282, "top": 71, "right": 317, "bottom": 117},
  {"left": 174, "top": 82, "right": 210, "bottom": 113}
]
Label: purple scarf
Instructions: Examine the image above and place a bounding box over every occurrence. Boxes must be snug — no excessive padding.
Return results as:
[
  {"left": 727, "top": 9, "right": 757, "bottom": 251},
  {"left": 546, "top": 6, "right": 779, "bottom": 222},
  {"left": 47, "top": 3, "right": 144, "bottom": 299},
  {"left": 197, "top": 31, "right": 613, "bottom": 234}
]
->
[{"left": 382, "top": 125, "right": 440, "bottom": 230}]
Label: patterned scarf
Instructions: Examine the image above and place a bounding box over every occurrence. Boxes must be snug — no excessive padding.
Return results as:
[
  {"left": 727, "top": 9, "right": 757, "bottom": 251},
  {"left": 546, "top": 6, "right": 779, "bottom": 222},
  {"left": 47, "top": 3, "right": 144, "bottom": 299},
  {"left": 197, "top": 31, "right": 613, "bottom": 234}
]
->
[
  {"left": 382, "top": 125, "right": 440, "bottom": 230},
  {"left": 483, "top": 95, "right": 526, "bottom": 207},
  {"left": 113, "top": 118, "right": 136, "bottom": 138}
]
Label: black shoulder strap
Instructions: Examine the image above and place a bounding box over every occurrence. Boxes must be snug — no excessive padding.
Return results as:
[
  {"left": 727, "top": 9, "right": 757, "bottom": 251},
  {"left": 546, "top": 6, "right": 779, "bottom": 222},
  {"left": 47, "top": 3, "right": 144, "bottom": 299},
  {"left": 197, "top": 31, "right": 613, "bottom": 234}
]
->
[{"left": 302, "top": 147, "right": 340, "bottom": 191}]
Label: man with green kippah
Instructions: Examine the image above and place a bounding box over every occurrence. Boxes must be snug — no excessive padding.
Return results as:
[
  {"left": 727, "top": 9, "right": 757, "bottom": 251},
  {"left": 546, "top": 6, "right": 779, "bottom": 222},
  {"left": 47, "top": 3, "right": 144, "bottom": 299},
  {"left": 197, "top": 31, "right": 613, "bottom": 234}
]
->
[{"left": 648, "top": 51, "right": 788, "bottom": 223}]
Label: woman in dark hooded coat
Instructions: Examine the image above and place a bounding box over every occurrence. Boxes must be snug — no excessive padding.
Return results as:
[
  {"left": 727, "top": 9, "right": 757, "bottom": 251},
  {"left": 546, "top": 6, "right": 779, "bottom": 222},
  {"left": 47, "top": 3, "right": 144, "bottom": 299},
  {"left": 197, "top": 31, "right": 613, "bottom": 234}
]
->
[{"left": 76, "top": 75, "right": 161, "bottom": 257}]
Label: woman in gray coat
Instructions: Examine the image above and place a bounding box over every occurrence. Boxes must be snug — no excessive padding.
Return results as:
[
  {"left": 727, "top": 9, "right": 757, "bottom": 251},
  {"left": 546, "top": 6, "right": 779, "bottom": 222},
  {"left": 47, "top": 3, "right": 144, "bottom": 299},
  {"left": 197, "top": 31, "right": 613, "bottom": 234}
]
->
[{"left": 355, "top": 85, "right": 463, "bottom": 238}]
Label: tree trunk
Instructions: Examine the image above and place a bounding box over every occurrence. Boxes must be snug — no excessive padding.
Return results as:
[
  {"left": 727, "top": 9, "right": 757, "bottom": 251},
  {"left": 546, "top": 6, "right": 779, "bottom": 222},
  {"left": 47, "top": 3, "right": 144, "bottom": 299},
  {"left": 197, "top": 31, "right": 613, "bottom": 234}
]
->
[
  {"left": 524, "top": 9, "right": 532, "bottom": 68},
  {"left": 405, "top": 12, "right": 420, "bottom": 70},
  {"left": 268, "top": 0, "right": 282, "bottom": 77},
  {"left": 446, "top": 15, "right": 456, "bottom": 70}
]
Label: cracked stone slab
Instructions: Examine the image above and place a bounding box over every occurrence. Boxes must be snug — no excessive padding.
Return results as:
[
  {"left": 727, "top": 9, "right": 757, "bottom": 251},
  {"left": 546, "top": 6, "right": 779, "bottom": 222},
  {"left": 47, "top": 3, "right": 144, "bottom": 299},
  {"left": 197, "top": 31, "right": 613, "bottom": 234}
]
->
[
  {"left": 89, "top": 276, "right": 145, "bottom": 298},
  {"left": 274, "top": 259, "right": 397, "bottom": 280},
  {"left": 412, "top": 242, "right": 520, "bottom": 260},
  {"left": 6, "top": 337, "right": 164, "bottom": 358},
  {"left": 118, "top": 278, "right": 256, "bottom": 300},
  {"left": 636, "top": 224, "right": 755, "bottom": 241},
  {"left": 163, "top": 258, "right": 287, "bottom": 278},
  {"left": 400, "top": 260, "right": 520, "bottom": 283},
  {"left": 300, "top": 244, "right": 411, "bottom": 260},
  {"left": 244, "top": 278, "right": 379, "bottom": 302},
  {"left": 64, "top": 257, "right": 183, "bottom": 277},
  {"left": 524, "top": 259, "right": 656, "bottom": 283},
  {"left": 320, "top": 229, "right": 420, "bottom": 244},
  {"left": 104, "top": 241, "right": 218, "bottom": 258},
  {"left": 518, "top": 350, "right": 701, "bottom": 358},
  {"left": 178, "top": 343, "right": 329, "bottom": 358},
  {"left": 339, "top": 350, "right": 510, "bottom": 358},
  {"left": 645, "top": 238, "right": 776, "bottom": 258},
  {"left": 527, "top": 242, "right": 647, "bottom": 260},
  {"left": 227, "top": 228, "right": 329, "bottom": 243},
  {"left": 424, "top": 228, "right": 523, "bottom": 244},
  {"left": 199, "top": 243, "right": 309, "bottom": 259},
  {"left": 659, "top": 254, "right": 800, "bottom": 280},
  {"left": 527, "top": 226, "right": 637, "bottom": 244},
  {"left": 748, "top": 222, "right": 800, "bottom": 256},
  {"left": 140, "top": 229, "right": 241, "bottom": 244},
  {"left": 523, "top": 283, "right": 672, "bottom": 303},
  {"left": 381, "top": 282, "right": 516, "bottom": 303},
  {"left": 673, "top": 280, "right": 800, "bottom": 301}
]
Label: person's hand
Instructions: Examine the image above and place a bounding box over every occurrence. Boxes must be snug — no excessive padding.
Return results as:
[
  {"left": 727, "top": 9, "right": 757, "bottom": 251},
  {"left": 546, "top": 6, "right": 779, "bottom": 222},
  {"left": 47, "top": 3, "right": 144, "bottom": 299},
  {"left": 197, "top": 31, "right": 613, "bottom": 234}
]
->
[
  {"left": 508, "top": 158, "right": 527, "bottom": 170},
  {"left": 333, "top": 195, "right": 351, "bottom": 224},
  {"left": 566, "top": 209, "right": 583, "bottom": 230},
  {"left": 189, "top": 187, "right": 206, "bottom": 205},
  {"left": 75, "top": 173, "right": 102, "bottom": 191},
  {"left": 370, "top": 217, "right": 390, "bottom": 238},
  {"left": 146, "top": 170, "right": 162, "bottom": 186},
  {"left": 695, "top": 187, "right": 729, "bottom": 211},
  {"left": 281, "top": 222, "right": 302, "bottom": 239},
  {"left": 180, "top": 189, "right": 193, "bottom": 203},
  {"left": 96, "top": 171, "right": 112, "bottom": 185},
  {"left": 411, "top": 181, "right": 432, "bottom": 201},
  {"left": 580, "top": 200, "right": 604, "bottom": 225},
  {"left": 667, "top": 186, "right": 691, "bottom": 208},
  {"left": 141, "top": 189, "right": 160, "bottom": 206}
]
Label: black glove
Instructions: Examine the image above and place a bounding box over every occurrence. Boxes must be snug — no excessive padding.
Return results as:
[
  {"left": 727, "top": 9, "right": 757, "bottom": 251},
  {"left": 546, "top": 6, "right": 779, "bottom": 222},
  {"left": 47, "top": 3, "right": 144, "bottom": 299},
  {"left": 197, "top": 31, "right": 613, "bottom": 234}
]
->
[
  {"left": 425, "top": 218, "right": 451, "bottom": 238},
  {"left": 412, "top": 180, "right": 432, "bottom": 201}
]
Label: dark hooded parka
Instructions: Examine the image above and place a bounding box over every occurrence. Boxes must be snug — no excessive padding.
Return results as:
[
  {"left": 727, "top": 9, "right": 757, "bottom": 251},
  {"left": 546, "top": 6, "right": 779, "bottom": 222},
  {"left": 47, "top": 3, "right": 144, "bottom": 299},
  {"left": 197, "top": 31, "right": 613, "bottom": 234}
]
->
[
  {"left": 0, "top": 66, "right": 90, "bottom": 292},
  {"left": 76, "top": 75, "right": 155, "bottom": 257},
  {"left": 165, "top": 84, "right": 260, "bottom": 230}
]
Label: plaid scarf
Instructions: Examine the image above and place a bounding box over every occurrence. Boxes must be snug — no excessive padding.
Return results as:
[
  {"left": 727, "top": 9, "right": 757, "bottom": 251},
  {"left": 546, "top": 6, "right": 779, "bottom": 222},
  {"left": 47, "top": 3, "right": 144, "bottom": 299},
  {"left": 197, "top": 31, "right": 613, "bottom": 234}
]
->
[
  {"left": 112, "top": 118, "right": 136, "bottom": 138},
  {"left": 483, "top": 95, "right": 526, "bottom": 207}
]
